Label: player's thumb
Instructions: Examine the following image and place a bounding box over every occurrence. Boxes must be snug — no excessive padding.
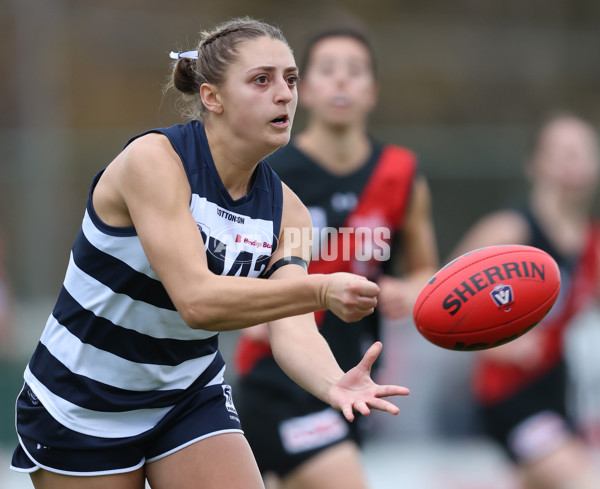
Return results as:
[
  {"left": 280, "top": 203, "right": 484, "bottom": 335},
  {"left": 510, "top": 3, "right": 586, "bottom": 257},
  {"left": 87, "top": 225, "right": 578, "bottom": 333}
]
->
[{"left": 359, "top": 341, "right": 383, "bottom": 371}]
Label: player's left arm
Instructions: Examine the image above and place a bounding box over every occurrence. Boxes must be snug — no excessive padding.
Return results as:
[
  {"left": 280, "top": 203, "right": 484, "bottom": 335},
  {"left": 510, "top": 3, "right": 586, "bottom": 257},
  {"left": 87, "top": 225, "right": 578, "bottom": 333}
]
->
[
  {"left": 378, "top": 175, "right": 439, "bottom": 319},
  {"left": 267, "top": 184, "right": 409, "bottom": 420}
]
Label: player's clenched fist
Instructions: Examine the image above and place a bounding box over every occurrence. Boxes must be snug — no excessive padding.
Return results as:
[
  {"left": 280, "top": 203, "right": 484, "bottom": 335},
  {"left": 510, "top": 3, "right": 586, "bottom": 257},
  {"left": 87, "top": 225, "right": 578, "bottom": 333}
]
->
[{"left": 320, "top": 272, "right": 379, "bottom": 322}]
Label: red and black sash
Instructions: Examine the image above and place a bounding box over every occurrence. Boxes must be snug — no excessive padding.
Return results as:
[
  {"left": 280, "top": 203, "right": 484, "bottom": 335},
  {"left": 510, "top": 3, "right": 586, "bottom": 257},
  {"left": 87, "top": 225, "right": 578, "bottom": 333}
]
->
[{"left": 309, "top": 145, "right": 417, "bottom": 325}]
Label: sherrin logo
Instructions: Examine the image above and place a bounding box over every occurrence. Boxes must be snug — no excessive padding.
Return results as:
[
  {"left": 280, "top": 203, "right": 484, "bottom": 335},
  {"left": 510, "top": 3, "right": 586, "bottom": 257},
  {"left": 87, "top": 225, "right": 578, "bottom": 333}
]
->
[
  {"left": 490, "top": 284, "right": 514, "bottom": 311},
  {"left": 442, "top": 260, "right": 545, "bottom": 316}
]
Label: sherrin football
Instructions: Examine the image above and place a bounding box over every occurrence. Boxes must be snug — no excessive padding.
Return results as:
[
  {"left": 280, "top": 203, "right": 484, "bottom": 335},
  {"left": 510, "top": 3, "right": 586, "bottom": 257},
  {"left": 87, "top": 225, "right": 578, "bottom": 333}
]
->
[{"left": 413, "top": 245, "right": 561, "bottom": 351}]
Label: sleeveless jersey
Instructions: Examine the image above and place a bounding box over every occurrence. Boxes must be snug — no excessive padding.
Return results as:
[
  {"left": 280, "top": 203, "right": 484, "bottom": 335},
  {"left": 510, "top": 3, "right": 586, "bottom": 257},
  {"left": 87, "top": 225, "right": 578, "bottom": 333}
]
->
[
  {"left": 473, "top": 208, "right": 600, "bottom": 405},
  {"left": 234, "top": 139, "right": 417, "bottom": 375},
  {"left": 22, "top": 121, "right": 282, "bottom": 438}
]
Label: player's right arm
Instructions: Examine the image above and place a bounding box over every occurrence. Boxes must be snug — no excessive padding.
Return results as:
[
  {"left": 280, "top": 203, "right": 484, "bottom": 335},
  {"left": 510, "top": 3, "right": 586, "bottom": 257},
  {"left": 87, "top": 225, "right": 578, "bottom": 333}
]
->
[{"left": 93, "top": 134, "right": 378, "bottom": 331}]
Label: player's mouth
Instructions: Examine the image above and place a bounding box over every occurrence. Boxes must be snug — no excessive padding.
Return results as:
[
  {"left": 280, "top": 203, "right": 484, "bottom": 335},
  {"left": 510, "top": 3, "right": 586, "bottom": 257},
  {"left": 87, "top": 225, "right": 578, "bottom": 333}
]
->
[
  {"left": 270, "top": 114, "right": 290, "bottom": 128},
  {"left": 331, "top": 95, "right": 351, "bottom": 108}
]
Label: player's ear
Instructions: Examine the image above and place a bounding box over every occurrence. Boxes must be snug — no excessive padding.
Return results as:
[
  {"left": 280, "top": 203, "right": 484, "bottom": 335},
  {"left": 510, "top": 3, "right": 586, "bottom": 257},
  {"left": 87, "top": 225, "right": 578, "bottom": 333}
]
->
[{"left": 200, "top": 83, "right": 224, "bottom": 115}]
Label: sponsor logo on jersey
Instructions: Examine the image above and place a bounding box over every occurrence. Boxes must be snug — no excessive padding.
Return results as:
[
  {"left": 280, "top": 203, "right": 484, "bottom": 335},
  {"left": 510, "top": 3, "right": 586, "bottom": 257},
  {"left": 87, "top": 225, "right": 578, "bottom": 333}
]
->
[
  {"left": 216, "top": 207, "right": 245, "bottom": 224},
  {"left": 192, "top": 197, "right": 275, "bottom": 276},
  {"left": 235, "top": 234, "right": 273, "bottom": 249}
]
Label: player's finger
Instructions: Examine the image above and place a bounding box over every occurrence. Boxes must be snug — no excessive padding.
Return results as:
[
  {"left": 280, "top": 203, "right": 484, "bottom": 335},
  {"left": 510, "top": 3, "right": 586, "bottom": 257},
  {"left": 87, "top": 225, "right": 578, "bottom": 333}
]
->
[
  {"left": 358, "top": 280, "right": 380, "bottom": 297},
  {"left": 376, "top": 384, "right": 411, "bottom": 397},
  {"left": 354, "top": 401, "right": 371, "bottom": 416},
  {"left": 367, "top": 398, "right": 400, "bottom": 415},
  {"left": 356, "top": 295, "right": 377, "bottom": 309},
  {"left": 341, "top": 404, "right": 355, "bottom": 422}
]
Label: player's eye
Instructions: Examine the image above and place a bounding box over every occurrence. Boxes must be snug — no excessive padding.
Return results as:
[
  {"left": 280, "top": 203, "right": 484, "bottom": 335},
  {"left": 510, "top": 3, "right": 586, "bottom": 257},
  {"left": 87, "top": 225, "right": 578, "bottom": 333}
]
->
[
  {"left": 318, "top": 65, "right": 335, "bottom": 76},
  {"left": 254, "top": 75, "right": 269, "bottom": 85},
  {"left": 348, "top": 63, "right": 370, "bottom": 78},
  {"left": 286, "top": 75, "right": 298, "bottom": 87}
]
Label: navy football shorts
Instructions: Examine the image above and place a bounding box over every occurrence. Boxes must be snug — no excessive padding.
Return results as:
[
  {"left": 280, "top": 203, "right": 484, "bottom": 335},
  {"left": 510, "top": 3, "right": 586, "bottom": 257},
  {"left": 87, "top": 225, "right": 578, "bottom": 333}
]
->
[{"left": 11, "top": 382, "right": 243, "bottom": 476}]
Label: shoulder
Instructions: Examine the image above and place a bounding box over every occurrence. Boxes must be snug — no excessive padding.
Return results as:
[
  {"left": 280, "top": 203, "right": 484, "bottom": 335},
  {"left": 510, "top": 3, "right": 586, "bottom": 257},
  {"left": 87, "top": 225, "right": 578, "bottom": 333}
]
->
[
  {"left": 379, "top": 143, "right": 418, "bottom": 166},
  {"left": 382, "top": 142, "right": 417, "bottom": 158},
  {"left": 120, "top": 133, "right": 180, "bottom": 174},
  {"left": 123, "top": 132, "right": 173, "bottom": 155},
  {"left": 476, "top": 208, "right": 530, "bottom": 233},
  {"left": 111, "top": 132, "right": 189, "bottom": 198},
  {"left": 452, "top": 209, "right": 531, "bottom": 257},
  {"left": 373, "top": 143, "right": 419, "bottom": 184}
]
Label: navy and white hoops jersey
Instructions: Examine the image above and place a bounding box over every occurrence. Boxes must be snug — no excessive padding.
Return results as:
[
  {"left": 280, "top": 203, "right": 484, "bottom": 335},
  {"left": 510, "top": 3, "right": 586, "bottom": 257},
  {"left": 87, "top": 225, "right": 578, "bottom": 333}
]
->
[{"left": 22, "top": 121, "right": 283, "bottom": 438}]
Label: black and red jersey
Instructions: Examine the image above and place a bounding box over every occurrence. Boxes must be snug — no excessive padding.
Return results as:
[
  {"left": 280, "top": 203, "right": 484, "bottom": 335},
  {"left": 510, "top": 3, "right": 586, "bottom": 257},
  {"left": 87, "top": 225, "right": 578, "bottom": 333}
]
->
[{"left": 234, "top": 139, "right": 418, "bottom": 376}]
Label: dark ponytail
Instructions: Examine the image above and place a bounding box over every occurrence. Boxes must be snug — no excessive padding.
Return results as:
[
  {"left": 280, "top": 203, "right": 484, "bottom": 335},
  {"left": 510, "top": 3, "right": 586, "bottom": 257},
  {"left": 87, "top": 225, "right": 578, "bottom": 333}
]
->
[{"left": 172, "top": 58, "right": 200, "bottom": 95}]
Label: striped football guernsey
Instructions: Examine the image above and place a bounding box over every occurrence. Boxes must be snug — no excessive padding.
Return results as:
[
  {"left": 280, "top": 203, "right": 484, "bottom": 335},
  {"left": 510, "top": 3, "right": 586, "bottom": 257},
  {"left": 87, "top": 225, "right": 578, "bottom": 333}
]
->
[{"left": 23, "top": 121, "right": 282, "bottom": 438}]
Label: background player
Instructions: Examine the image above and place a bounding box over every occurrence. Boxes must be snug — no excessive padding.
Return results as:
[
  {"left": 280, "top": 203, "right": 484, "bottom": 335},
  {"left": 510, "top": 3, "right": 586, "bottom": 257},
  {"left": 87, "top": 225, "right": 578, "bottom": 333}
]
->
[
  {"left": 10, "top": 17, "right": 410, "bottom": 489},
  {"left": 451, "top": 112, "right": 600, "bottom": 489},
  {"left": 234, "top": 27, "right": 438, "bottom": 489}
]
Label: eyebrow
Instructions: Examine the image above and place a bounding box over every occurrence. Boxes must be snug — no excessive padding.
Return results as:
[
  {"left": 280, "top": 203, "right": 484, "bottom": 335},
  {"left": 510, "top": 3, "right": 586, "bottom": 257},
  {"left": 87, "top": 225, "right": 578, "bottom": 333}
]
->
[{"left": 247, "top": 65, "right": 299, "bottom": 74}]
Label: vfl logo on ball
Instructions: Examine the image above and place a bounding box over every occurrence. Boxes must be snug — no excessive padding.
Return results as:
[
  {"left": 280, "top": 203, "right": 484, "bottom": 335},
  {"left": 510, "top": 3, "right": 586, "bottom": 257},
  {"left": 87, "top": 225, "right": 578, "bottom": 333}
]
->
[{"left": 490, "top": 284, "right": 514, "bottom": 311}]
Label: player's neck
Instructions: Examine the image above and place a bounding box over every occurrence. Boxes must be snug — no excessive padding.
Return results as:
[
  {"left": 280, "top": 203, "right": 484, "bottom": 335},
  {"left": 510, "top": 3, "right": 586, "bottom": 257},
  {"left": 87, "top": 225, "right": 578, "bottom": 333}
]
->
[
  {"left": 204, "top": 122, "right": 262, "bottom": 200},
  {"left": 295, "top": 122, "right": 371, "bottom": 176},
  {"left": 530, "top": 184, "right": 591, "bottom": 221},
  {"left": 529, "top": 185, "right": 590, "bottom": 255}
]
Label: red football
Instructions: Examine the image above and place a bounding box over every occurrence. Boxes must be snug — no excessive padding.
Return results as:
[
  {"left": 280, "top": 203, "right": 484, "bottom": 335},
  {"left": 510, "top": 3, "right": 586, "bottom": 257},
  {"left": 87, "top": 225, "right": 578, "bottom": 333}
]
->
[{"left": 413, "top": 244, "right": 561, "bottom": 351}]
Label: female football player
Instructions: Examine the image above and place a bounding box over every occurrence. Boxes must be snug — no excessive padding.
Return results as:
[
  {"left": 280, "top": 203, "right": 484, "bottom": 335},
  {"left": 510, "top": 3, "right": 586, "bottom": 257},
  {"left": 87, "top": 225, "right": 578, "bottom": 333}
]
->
[{"left": 10, "top": 17, "right": 409, "bottom": 489}]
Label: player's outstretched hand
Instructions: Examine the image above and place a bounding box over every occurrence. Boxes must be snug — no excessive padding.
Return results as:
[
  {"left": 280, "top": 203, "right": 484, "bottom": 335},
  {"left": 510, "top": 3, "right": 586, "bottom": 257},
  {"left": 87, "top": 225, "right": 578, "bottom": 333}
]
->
[
  {"left": 322, "top": 272, "right": 380, "bottom": 323},
  {"left": 327, "top": 341, "right": 410, "bottom": 422}
]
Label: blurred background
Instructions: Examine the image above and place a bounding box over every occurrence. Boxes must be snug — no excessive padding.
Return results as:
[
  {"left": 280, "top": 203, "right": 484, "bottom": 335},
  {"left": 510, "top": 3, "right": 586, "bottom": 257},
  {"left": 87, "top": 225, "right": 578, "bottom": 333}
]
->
[{"left": 2, "top": 1, "right": 600, "bottom": 487}]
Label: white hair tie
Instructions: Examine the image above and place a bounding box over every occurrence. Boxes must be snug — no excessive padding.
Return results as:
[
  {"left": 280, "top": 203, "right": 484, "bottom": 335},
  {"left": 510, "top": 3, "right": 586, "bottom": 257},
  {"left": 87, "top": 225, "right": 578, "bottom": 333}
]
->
[{"left": 169, "top": 50, "right": 199, "bottom": 60}]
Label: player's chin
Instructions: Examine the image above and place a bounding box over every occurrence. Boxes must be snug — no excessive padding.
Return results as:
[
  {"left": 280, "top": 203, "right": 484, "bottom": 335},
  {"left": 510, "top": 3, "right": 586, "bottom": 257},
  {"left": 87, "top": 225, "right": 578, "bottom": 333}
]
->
[{"left": 265, "top": 130, "right": 291, "bottom": 150}]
